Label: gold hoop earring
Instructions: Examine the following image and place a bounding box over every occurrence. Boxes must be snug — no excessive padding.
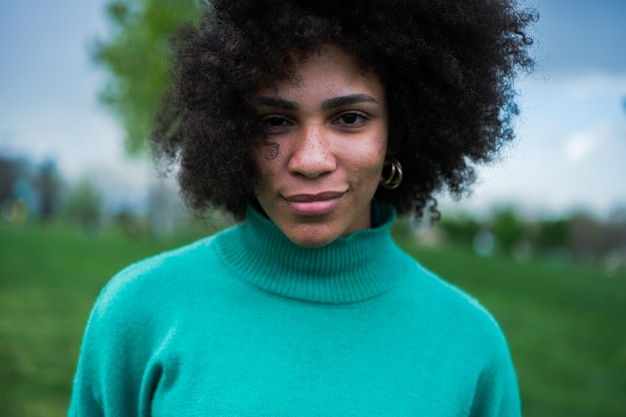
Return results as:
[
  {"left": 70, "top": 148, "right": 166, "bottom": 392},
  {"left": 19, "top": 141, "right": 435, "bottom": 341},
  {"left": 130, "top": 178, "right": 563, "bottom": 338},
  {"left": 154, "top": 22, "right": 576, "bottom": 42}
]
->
[{"left": 380, "top": 158, "right": 403, "bottom": 189}]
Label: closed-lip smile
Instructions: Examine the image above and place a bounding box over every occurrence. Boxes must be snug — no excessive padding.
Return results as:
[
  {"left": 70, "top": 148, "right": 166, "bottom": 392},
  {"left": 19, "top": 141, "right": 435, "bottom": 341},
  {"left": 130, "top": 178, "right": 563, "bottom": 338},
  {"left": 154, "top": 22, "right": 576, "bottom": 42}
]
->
[
  {"left": 284, "top": 191, "right": 346, "bottom": 202},
  {"left": 283, "top": 191, "right": 347, "bottom": 215}
]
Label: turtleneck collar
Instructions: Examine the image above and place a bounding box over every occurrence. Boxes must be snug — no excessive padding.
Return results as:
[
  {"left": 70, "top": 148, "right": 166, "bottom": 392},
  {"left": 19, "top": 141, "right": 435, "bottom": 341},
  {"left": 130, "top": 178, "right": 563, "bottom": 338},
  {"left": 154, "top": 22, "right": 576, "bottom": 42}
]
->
[{"left": 214, "top": 203, "right": 414, "bottom": 304}]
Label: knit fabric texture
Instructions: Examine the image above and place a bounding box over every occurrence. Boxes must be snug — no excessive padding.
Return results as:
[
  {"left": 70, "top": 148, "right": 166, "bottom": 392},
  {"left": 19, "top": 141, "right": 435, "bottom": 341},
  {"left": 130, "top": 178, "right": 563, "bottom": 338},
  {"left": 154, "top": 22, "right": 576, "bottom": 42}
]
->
[{"left": 69, "top": 204, "right": 521, "bottom": 416}]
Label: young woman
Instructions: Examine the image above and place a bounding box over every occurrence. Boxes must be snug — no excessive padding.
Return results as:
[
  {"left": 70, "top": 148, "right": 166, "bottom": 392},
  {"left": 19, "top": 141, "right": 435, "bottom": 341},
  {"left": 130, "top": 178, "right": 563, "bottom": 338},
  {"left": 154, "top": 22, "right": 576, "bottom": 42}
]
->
[{"left": 69, "top": 1, "right": 535, "bottom": 415}]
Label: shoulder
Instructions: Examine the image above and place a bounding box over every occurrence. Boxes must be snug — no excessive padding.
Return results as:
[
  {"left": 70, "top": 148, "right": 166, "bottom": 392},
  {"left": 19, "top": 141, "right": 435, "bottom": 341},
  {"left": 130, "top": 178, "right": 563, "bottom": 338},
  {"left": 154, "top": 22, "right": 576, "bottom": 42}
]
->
[
  {"left": 400, "top": 259, "right": 511, "bottom": 353},
  {"left": 69, "top": 231, "right": 237, "bottom": 414},
  {"left": 86, "top": 228, "right": 243, "bottom": 339},
  {"left": 398, "top": 260, "right": 518, "bottom": 391},
  {"left": 96, "top": 235, "right": 216, "bottom": 311},
  {"left": 77, "top": 231, "right": 236, "bottom": 366}
]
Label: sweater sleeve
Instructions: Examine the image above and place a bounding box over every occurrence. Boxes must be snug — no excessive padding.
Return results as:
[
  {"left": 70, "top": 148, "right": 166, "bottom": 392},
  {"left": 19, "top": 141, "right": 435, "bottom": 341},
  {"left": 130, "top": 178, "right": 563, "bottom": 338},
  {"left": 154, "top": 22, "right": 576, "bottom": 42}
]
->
[
  {"left": 469, "top": 324, "right": 522, "bottom": 417},
  {"left": 68, "top": 266, "right": 159, "bottom": 417}
]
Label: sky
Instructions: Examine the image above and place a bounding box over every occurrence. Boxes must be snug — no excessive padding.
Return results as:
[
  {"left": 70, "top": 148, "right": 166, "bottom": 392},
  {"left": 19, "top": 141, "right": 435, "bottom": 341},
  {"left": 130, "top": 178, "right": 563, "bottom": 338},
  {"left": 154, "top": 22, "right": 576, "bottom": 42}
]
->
[{"left": 1, "top": 1, "right": 625, "bottom": 218}]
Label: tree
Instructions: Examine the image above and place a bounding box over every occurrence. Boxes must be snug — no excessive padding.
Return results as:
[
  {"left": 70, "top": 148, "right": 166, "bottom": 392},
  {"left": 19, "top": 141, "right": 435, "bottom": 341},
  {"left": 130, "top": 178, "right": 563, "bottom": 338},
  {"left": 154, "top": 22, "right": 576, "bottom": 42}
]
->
[
  {"left": 437, "top": 213, "right": 481, "bottom": 246},
  {"left": 534, "top": 218, "right": 569, "bottom": 251},
  {"left": 92, "top": 0, "right": 200, "bottom": 155},
  {"left": 489, "top": 206, "right": 525, "bottom": 253},
  {"left": 64, "top": 180, "right": 103, "bottom": 232},
  {"left": 0, "top": 156, "right": 18, "bottom": 204},
  {"left": 37, "top": 159, "right": 62, "bottom": 223}
]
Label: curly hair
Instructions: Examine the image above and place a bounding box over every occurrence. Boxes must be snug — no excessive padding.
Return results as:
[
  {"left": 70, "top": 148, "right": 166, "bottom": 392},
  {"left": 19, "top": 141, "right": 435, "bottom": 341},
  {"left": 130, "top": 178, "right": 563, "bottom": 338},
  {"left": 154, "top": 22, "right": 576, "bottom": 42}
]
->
[{"left": 151, "top": 0, "right": 536, "bottom": 221}]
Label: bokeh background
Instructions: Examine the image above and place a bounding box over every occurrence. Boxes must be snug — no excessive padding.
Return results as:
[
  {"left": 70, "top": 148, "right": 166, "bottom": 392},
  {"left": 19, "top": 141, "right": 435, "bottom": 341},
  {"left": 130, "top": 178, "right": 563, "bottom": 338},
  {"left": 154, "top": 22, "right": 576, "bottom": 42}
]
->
[{"left": 1, "top": 1, "right": 625, "bottom": 416}]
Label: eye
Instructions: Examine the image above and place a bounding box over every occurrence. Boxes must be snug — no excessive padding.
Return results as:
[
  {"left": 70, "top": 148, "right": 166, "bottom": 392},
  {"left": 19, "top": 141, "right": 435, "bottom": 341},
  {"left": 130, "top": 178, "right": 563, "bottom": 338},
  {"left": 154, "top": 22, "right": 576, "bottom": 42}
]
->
[
  {"left": 261, "top": 116, "right": 293, "bottom": 134},
  {"left": 334, "top": 112, "right": 367, "bottom": 128}
]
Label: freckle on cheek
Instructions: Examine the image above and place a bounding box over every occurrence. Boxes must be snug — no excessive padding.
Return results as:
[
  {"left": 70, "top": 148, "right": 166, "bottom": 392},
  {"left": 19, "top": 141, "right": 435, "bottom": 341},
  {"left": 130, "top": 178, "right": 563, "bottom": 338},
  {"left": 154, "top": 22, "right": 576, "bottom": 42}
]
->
[{"left": 264, "top": 143, "right": 280, "bottom": 160}]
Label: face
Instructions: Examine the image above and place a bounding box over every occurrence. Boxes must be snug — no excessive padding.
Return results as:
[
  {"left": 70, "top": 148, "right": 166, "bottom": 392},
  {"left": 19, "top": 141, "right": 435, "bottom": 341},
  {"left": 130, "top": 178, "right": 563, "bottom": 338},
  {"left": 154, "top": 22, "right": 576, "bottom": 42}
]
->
[{"left": 251, "top": 44, "right": 388, "bottom": 248}]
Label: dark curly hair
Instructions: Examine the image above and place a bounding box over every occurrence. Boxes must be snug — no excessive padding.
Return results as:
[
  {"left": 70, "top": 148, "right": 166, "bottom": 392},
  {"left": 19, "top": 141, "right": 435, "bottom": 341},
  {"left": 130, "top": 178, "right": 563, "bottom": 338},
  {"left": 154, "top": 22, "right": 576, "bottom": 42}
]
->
[{"left": 151, "top": 0, "right": 536, "bottom": 221}]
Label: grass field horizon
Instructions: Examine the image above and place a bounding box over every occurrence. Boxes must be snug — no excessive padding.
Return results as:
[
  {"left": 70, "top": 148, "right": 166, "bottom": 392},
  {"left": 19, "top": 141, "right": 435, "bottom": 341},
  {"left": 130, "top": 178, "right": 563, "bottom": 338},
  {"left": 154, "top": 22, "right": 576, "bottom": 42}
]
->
[{"left": 1, "top": 220, "right": 624, "bottom": 416}]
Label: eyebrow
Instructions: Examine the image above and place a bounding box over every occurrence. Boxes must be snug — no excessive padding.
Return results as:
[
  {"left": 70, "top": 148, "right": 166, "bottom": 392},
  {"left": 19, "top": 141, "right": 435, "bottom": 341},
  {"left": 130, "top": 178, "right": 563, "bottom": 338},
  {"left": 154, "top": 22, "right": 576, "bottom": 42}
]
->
[
  {"left": 321, "top": 94, "right": 379, "bottom": 110},
  {"left": 254, "top": 93, "right": 379, "bottom": 112},
  {"left": 254, "top": 97, "right": 299, "bottom": 111}
]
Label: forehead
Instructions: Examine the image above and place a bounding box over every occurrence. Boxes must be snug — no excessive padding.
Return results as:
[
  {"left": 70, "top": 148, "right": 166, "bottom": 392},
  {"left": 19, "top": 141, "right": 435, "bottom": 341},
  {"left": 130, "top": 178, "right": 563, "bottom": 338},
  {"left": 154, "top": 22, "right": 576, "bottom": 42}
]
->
[{"left": 255, "top": 44, "right": 385, "bottom": 103}]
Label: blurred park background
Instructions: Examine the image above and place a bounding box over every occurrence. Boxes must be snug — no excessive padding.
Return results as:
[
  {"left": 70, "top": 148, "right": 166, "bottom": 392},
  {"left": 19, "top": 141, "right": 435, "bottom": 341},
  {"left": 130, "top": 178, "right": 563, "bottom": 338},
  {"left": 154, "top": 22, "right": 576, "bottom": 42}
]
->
[{"left": 1, "top": 0, "right": 625, "bottom": 416}]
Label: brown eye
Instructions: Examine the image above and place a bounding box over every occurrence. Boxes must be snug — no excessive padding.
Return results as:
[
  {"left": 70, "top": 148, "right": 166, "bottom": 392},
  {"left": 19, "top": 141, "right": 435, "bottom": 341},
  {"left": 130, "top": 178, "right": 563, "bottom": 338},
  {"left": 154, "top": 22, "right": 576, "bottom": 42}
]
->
[
  {"left": 266, "top": 116, "right": 288, "bottom": 126},
  {"left": 335, "top": 112, "right": 367, "bottom": 127},
  {"left": 262, "top": 116, "right": 293, "bottom": 134}
]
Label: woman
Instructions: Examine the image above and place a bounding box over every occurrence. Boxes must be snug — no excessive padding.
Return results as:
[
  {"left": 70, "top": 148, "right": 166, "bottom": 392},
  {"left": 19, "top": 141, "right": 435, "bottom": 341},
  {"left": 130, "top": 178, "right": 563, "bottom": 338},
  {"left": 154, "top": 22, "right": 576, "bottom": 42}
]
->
[{"left": 69, "top": 0, "right": 535, "bottom": 415}]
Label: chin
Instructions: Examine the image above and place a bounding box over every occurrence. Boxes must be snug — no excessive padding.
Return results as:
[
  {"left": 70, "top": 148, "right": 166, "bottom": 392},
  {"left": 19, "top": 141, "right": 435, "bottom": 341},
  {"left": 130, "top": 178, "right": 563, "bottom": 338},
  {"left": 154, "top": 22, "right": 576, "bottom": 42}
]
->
[
  {"left": 284, "top": 225, "right": 340, "bottom": 249},
  {"left": 289, "top": 234, "right": 336, "bottom": 249}
]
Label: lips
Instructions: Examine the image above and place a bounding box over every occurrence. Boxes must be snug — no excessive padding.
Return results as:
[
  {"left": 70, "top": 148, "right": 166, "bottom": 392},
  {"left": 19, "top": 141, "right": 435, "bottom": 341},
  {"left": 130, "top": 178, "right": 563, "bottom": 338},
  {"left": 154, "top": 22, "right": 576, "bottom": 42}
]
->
[{"left": 283, "top": 191, "right": 347, "bottom": 215}]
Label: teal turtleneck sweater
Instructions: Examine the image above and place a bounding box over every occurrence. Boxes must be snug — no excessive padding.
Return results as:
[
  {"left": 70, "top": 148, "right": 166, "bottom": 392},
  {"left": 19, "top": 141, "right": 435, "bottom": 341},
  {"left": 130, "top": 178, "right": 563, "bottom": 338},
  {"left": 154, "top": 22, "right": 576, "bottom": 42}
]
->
[{"left": 69, "top": 204, "right": 520, "bottom": 416}]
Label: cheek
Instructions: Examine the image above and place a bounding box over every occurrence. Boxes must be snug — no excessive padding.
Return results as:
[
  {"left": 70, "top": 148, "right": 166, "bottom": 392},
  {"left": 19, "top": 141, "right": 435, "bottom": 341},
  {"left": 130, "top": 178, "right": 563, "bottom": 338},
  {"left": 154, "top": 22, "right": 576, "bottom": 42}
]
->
[
  {"left": 339, "top": 134, "right": 386, "bottom": 177},
  {"left": 263, "top": 143, "right": 280, "bottom": 161},
  {"left": 365, "top": 132, "right": 388, "bottom": 171},
  {"left": 365, "top": 135, "right": 388, "bottom": 184},
  {"left": 346, "top": 148, "right": 386, "bottom": 185},
  {"left": 251, "top": 143, "right": 281, "bottom": 177}
]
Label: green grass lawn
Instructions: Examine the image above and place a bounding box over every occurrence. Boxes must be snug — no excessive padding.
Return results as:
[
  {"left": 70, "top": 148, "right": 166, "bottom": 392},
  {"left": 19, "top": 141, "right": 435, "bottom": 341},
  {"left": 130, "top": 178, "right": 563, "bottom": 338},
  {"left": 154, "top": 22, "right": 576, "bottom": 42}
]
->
[{"left": 1, "top": 221, "right": 625, "bottom": 416}]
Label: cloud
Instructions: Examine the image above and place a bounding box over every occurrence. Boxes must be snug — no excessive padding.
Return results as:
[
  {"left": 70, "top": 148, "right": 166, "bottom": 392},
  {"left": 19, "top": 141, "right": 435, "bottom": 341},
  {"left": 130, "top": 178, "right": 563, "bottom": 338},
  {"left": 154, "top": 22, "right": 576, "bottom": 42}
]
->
[
  {"left": 563, "top": 123, "right": 619, "bottom": 163},
  {"left": 564, "top": 130, "right": 598, "bottom": 162}
]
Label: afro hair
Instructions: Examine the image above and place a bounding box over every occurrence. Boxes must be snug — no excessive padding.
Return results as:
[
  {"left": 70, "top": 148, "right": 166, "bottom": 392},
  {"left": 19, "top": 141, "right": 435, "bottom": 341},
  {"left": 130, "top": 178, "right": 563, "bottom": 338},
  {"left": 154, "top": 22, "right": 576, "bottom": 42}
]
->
[{"left": 152, "top": 0, "right": 536, "bottom": 220}]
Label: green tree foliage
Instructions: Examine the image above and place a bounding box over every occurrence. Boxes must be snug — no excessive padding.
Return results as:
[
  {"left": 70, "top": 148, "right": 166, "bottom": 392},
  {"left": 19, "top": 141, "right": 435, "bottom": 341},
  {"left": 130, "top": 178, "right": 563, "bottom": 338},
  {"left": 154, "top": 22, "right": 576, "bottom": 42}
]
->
[
  {"left": 92, "top": 0, "right": 200, "bottom": 155},
  {"left": 437, "top": 214, "right": 481, "bottom": 246},
  {"left": 37, "top": 160, "right": 62, "bottom": 223},
  {"left": 64, "top": 180, "right": 103, "bottom": 231},
  {"left": 535, "top": 218, "right": 569, "bottom": 250},
  {"left": 490, "top": 206, "right": 525, "bottom": 252}
]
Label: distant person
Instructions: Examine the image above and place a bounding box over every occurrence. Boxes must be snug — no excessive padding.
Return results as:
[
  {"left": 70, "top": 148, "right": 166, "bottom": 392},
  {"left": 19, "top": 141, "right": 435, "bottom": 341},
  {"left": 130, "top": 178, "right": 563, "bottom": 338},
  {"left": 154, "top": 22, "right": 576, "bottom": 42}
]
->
[{"left": 69, "top": 0, "right": 535, "bottom": 415}]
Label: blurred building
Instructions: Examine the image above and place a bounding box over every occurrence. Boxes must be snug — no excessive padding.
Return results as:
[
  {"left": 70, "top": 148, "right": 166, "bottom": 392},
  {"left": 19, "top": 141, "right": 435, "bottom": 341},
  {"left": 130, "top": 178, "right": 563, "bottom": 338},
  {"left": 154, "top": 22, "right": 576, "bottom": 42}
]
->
[{"left": 0, "top": 155, "right": 61, "bottom": 223}]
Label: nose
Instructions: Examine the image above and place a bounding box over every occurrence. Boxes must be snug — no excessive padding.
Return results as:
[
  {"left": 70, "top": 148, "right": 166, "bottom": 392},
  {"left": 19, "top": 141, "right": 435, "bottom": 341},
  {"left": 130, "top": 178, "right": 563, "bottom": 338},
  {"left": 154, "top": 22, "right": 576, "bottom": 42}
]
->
[{"left": 287, "top": 123, "right": 336, "bottom": 178}]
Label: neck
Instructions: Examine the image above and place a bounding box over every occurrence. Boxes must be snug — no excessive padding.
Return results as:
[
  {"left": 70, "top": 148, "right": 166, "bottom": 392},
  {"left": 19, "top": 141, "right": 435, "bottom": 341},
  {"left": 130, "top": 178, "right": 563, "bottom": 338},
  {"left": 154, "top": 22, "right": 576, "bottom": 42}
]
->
[{"left": 214, "top": 203, "right": 414, "bottom": 304}]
